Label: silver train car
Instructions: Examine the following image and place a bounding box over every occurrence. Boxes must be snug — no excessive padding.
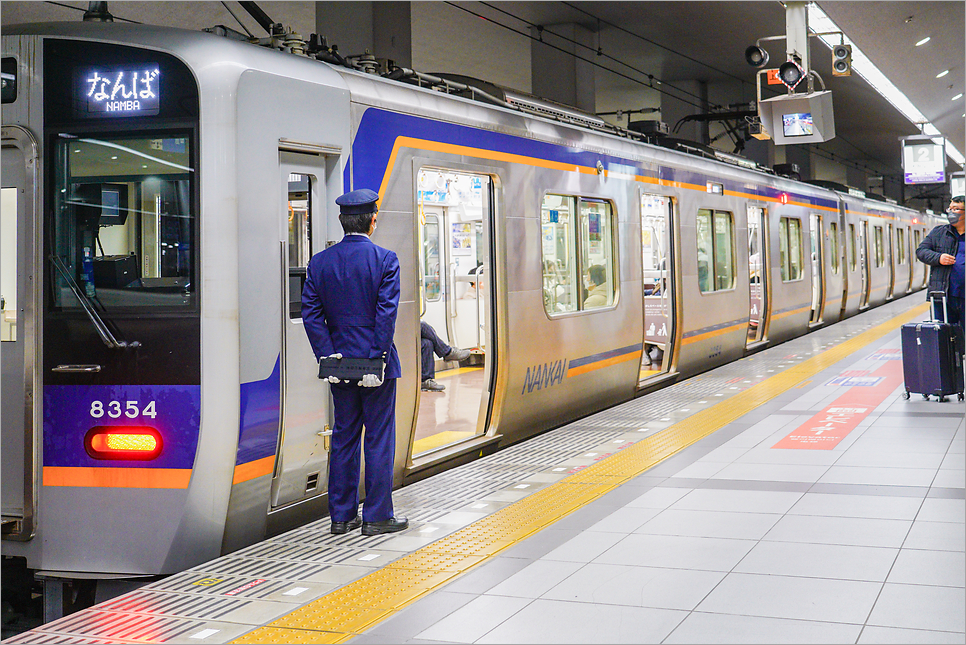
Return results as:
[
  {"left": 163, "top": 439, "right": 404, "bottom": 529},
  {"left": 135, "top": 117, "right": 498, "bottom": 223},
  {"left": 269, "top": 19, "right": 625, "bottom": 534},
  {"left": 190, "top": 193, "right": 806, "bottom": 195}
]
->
[{"left": 1, "top": 20, "right": 934, "bottom": 610}]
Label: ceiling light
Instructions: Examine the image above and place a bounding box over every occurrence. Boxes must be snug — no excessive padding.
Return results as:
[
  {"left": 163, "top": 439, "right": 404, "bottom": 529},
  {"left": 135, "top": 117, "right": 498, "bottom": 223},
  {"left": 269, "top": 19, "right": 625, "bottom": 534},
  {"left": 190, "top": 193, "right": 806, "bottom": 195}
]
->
[
  {"left": 915, "top": 37, "right": 931, "bottom": 46},
  {"left": 954, "top": 93, "right": 964, "bottom": 101},
  {"left": 937, "top": 70, "right": 950, "bottom": 78}
]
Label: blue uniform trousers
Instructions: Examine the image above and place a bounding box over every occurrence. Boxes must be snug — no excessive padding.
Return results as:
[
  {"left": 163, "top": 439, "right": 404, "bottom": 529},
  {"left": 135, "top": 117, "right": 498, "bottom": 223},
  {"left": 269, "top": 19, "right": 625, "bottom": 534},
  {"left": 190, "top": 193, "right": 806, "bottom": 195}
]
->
[
  {"left": 420, "top": 321, "right": 452, "bottom": 381},
  {"left": 328, "top": 379, "right": 396, "bottom": 523}
]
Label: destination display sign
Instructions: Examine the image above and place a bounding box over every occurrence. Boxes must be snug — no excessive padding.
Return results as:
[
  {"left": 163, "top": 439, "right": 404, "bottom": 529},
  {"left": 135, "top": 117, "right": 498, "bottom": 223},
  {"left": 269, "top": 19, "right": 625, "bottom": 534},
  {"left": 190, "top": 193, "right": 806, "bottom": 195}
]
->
[{"left": 80, "top": 65, "right": 160, "bottom": 117}]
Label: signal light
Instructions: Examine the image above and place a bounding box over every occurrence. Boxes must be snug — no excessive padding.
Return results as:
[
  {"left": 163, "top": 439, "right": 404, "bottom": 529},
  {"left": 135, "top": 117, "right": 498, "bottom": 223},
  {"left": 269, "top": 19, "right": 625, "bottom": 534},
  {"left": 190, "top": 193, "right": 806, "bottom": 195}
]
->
[
  {"left": 745, "top": 45, "right": 769, "bottom": 68},
  {"left": 778, "top": 60, "right": 805, "bottom": 90},
  {"left": 832, "top": 44, "right": 852, "bottom": 76},
  {"left": 85, "top": 427, "right": 162, "bottom": 460}
]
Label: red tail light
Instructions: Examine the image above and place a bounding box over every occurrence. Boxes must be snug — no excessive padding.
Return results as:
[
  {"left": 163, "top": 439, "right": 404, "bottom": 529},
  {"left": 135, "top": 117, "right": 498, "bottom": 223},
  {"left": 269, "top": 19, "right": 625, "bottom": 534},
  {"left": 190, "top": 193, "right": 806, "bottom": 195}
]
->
[{"left": 85, "top": 427, "right": 162, "bottom": 460}]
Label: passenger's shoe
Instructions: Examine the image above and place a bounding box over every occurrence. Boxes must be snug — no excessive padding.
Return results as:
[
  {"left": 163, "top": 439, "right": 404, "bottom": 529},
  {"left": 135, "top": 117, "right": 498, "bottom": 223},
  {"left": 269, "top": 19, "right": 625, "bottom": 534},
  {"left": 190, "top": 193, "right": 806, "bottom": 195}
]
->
[
  {"left": 421, "top": 379, "right": 445, "bottom": 392},
  {"left": 330, "top": 515, "right": 362, "bottom": 535},
  {"left": 361, "top": 517, "right": 409, "bottom": 536},
  {"left": 443, "top": 347, "right": 471, "bottom": 362}
]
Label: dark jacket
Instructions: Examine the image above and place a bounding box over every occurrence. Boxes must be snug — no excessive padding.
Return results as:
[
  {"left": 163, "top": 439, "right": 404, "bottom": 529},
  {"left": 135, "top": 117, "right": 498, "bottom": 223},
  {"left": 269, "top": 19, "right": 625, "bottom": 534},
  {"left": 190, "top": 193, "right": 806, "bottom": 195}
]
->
[
  {"left": 302, "top": 234, "right": 402, "bottom": 379},
  {"left": 916, "top": 223, "right": 962, "bottom": 298}
]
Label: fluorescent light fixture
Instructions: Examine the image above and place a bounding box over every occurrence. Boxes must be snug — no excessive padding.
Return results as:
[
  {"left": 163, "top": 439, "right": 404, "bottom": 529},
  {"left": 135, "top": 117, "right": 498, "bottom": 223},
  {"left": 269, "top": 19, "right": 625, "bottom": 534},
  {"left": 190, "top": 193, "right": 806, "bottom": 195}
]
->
[
  {"left": 954, "top": 93, "right": 964, "bottom": 101},
  {"left": 809, "top": 3, "right": 964, "bottom": 166},
  {"left": 937, "top": 70, "right": 950, "bottom": 78},
  {"left": 915, "top": 36, "right": 931, "bottom": 46}
]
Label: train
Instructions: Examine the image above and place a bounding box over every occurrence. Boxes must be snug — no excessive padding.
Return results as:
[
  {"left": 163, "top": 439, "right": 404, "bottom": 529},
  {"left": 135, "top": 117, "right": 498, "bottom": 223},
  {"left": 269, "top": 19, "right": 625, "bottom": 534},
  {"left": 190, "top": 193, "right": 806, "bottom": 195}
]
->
[{"left": 1, "top": 16, "right": 936, "bottom": 616}]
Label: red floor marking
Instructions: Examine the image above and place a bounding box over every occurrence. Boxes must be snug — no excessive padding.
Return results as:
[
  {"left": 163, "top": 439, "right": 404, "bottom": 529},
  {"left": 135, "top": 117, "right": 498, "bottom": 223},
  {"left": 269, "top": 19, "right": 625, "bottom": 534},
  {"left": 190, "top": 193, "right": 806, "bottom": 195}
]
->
[{"left": 772, "top": 358, "right": 904, "bottom": 450}]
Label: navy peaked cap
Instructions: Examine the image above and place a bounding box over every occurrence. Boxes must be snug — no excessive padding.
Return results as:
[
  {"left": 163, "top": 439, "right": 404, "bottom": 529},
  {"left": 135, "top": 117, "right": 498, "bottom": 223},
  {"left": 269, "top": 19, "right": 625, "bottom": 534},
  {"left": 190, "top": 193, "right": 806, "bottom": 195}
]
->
[{"left": 336, "top": 189, "right": 379, "bottom": 215}]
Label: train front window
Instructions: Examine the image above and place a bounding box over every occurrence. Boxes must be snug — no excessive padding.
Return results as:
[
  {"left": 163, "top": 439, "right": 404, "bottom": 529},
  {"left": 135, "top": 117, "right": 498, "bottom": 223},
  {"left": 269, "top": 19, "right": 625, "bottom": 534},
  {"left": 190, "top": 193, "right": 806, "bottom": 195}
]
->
[{"left": 51, "top": 133, "right": 195, "bottom": 310}]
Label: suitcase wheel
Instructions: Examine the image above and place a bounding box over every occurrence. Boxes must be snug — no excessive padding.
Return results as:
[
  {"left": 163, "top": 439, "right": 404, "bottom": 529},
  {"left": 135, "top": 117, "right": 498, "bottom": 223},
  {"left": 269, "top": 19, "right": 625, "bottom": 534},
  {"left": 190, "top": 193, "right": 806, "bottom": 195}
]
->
[
  {"left": 959, "top": 393, "right": 964, "bottom": 402},
  {"left": 922, "top": 394, "right": 930, "bottom": 400},
  {"left": 902, "top": 391, "right": 910, "bottom": 400}
]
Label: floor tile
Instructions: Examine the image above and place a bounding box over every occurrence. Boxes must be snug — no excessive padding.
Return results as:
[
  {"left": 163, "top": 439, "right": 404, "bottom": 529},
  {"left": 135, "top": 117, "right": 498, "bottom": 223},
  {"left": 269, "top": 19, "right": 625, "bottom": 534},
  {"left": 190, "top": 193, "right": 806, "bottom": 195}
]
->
[
  {"left": 866, "top": 583, "right": 966, "bottom": 632},
  {"left": 932, "top": 469, "right": 966, "bottom": 488},
  {"left": 833, "top": 450, "right": 945, "bottom": 469},
  {"left": 817, "top": 466, "right": 938, "bottom": 487},
  {"left": 903, "top": 520, "right": 966, "bottom": 551},
  {"left": 540, "top": 530, "right": 625, "bottom": 563},
  {"left": 696, "top": 572, "right": 881, "bottom": 623},
  {"left": 483, "top": 560, "right": 583, "bottom": 598},
  {"left": 593, "top": 534, "right": 756, "bottom": 571},
  {"left": 733, "top": 540, "right": 898, "bottom": 582},
  {"left": 442, "top": 557, "right": 532, "bottom": 595},
  {"left": 413, "top": 595, "right": 531, "bottom": 643},
  {"left": 886, "top": 549, "right": 966, "bottom": 587},
  {"left": 669, "top": 488, "right": 803, "bottom": 514},
  {"left": 710, "top": 463, "right": 830, "bottom": 483},
  {"left": 367, "top": 591, "right": 475, "bottom": 640},
  {"left": 632, "top": 508, "right": 782, "bottom": 540},
  {"left": 584, "top": 506, "right": 662, "bottom": 533},
  {"left": 763, "top": 514, "right": 912, "bottom": 548},
  {"left": 541, "top": 563, "right": 725, "bottom": 610},
  {"left": 857, "top": 625, "right": 966, "bottom": 643},
  {"left": 474, "top": 599, "right": 686, "bottom": 644},
  {"left": 497, "top": 528, "right": 581, "bottom": 560},
  {"left": 787, "top": 492, "right": 922, "bottom": 520},
  {"left": 665, "top": 612, "right": 863, "bottom": 644},
  {"left": 916, "top": 497, "right": 966, "bottom": 523}
]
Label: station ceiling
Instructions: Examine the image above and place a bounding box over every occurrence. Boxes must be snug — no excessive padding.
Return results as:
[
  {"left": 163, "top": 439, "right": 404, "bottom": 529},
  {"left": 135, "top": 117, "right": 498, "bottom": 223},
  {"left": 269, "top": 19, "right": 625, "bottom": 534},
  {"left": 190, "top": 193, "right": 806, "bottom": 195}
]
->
[{"left": 4, "top": 1, "right": 963, "bottom": 202}]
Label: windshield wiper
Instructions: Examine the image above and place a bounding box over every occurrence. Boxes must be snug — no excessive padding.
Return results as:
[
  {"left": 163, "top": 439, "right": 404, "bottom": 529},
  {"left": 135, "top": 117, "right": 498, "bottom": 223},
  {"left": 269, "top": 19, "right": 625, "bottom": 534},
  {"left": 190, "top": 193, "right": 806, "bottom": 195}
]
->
[{"left": 49, "top": 254, "right": 140, "bottom": 349}]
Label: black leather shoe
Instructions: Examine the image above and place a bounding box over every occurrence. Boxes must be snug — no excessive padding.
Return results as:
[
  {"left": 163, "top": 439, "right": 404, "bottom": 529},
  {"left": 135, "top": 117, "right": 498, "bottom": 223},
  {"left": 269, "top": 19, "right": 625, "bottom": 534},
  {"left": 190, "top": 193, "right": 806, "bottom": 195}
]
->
[
  {"left": 330, "top": 515, "right": 362, "bottom": 535},
  {"left": 361, "top": 517, "right": 409, "bottom": 536}
]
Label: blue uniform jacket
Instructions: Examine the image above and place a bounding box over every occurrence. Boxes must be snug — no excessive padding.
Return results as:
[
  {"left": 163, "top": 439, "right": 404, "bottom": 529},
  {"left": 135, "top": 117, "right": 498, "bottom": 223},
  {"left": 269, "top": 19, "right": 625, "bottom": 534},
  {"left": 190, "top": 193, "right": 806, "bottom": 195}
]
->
[{"left": 302, "top": 235, "right": 402, "bottom": 379}]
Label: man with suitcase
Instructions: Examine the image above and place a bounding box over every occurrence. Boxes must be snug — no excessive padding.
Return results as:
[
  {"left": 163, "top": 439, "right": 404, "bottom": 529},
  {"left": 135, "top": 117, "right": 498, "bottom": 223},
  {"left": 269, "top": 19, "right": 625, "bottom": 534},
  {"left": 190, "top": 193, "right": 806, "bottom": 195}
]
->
[{"left": 917, "top": 195, "right": 965, "bottom": 337}]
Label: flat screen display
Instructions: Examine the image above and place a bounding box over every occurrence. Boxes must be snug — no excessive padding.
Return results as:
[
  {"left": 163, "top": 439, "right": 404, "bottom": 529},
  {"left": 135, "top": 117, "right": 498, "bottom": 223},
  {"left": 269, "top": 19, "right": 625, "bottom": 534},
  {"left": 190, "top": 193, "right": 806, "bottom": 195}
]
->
[
  {"left": 782, "top": 112, "right": 813, "bottom": 137},
  {"left": 79, "top": 66, "right": 161, "bottom": 117}
]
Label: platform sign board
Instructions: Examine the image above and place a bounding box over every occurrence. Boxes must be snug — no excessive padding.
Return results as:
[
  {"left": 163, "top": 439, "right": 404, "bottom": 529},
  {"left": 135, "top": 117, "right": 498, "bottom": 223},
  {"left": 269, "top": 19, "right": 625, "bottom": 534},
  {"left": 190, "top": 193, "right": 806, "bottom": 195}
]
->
[{"left": 902, "top": 136, "right": 945, "bottom": 185}]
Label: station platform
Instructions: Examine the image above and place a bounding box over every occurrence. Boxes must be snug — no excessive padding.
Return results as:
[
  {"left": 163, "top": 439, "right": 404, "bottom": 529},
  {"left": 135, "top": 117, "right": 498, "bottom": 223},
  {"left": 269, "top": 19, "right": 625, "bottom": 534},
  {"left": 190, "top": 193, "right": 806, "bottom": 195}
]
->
[{"left": 7, "top": 296, "right": 964, "bottom": 645}]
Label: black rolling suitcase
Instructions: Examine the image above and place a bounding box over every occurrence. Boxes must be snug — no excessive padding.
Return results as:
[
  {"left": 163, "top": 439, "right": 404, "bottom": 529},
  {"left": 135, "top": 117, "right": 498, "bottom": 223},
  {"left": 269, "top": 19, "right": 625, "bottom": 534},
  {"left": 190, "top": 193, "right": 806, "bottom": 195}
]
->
[{"left": 901, "top": 292, "right": 965, "bottom": 402}]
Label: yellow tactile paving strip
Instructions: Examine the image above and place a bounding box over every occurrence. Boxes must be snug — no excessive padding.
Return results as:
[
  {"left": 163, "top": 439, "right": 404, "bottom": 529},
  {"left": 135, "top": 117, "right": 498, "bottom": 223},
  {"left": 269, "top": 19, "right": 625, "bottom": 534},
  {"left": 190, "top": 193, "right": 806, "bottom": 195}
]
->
[{"left": 232, "top": 302, "right": 929, "bottom": 644}]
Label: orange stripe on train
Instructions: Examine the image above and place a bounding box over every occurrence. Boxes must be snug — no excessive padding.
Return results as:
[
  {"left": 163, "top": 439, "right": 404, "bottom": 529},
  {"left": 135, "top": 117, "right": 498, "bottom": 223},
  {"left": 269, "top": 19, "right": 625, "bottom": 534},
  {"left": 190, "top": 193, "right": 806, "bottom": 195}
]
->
[{"left": 43, "top": 466, "right": 192, "bottom": 489}]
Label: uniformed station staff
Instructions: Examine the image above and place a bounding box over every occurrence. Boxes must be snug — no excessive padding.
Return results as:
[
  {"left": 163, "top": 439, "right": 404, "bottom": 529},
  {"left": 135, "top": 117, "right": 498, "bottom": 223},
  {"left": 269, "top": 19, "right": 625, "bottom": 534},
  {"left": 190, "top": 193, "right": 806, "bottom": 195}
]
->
[{"left": 301, "top": 188, "right": 408, "bottom": 536}]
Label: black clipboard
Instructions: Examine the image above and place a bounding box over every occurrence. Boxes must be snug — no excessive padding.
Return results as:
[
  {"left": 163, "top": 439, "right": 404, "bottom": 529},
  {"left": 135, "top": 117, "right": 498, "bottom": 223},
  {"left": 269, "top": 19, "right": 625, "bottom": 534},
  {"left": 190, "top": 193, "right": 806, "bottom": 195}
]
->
[{"left": 318, "top": 357, "right": 385, "bottom": 383}]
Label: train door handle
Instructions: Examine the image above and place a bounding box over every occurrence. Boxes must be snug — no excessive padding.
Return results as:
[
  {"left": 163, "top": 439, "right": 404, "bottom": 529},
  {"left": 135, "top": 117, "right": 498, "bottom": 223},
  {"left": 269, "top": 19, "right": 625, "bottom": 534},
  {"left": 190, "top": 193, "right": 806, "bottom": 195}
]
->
[{"left": 52, "top": 364, "right": 102, "bottom": 373}]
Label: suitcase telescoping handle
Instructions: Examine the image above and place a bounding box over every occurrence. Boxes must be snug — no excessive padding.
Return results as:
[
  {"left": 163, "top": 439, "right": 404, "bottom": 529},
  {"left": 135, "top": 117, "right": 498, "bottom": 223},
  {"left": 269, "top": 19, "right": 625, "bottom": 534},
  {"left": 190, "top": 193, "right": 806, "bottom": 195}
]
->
[{"left": 929, "top": 291, "right": 950, "bottom": 324}]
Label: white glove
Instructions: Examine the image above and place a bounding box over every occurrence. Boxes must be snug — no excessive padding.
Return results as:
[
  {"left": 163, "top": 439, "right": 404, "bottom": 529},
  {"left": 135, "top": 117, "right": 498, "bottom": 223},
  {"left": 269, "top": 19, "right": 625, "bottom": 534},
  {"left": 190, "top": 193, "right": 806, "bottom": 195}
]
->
[
  {"left": 327, "top": 353, "right": 343, "bottom": 360},
  {"left": 359, "top": 373, "right": 383, "bottom": 388},
  {"left": 327, "top": 376, "right": 340, "bottom": 384}
]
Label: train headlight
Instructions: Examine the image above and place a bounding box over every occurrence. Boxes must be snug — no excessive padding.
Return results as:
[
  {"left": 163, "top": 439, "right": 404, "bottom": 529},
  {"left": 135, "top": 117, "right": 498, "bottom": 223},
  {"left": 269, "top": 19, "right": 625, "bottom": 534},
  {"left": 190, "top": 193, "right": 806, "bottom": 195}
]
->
[{"left": 85, "top": 427, "right": 163, "bottom": 460}]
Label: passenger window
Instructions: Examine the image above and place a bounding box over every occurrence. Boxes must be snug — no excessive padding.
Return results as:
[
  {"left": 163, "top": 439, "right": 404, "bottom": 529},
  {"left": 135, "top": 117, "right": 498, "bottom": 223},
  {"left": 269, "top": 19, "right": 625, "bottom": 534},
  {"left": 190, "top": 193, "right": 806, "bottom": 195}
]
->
[
  {"left": 422, "top": 215, "right": 441, "bottom": 302},
  {"left": 541, "top": 194, "right": 617, "bottom": 314},
  {"left": 287, "top": 173, "right": 313, "bottom": 318},
  {"left": 579, "top": 199, "right": 616, "bottom": 309},
  {"left": 873, "top": 225, "right": 884, "bottom": 267},
  {"left": 829, "top": 222, "right": 840, "bottom": 274},
  {"left": 52, "top": 134, "right": 195, "bottom": 310},
  {"left": 778, "top": 216, "right": 803, "bottom": 282},
  {"left": 696, "top": 209, "right": 735, "bottom": 293},
  {"left": 896, "top": 228, "right": 905, "bottom": 264}
]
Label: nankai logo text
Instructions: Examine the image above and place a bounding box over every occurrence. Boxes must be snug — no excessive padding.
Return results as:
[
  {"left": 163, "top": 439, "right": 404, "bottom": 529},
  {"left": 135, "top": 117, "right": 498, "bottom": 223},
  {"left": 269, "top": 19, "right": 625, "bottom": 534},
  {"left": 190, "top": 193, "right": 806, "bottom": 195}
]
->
[{"left": 521, "top": 358, "right": 568, "bottom": 394}]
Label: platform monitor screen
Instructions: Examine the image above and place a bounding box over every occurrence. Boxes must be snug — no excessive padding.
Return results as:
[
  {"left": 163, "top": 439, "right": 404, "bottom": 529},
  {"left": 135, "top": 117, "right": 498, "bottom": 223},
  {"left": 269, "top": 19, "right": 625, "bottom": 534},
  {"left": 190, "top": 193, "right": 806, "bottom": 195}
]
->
[{"left": 782, "top": 112, "right": 813, "bottom": 137}]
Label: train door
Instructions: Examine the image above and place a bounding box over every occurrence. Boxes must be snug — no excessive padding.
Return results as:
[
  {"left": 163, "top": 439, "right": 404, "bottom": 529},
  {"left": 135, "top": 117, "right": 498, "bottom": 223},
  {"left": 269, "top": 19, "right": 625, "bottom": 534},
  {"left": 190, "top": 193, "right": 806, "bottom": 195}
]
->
[
  {"left": 1, "top": 126, "right": 37, "bottom": 540},
  {"left": 809, "top": 213, "right": 825, "bottom": 324},
  {"left": 859, "top": 220, "right": 870, "bottom": 308},
  {"left": 746, "top": 204, "right": 767, "bottom": 346},
  {"left": 270, "top": 150, "right": 333, "bottom": 508},
  {"left": 413, "top": 168, "right": 493, "bottom": 457},
  {"left": 640, "top": 193, "right": 676, "bottom": 378},
  {"left": 886, "top": 223, "right": 896, "bottom": 298}
]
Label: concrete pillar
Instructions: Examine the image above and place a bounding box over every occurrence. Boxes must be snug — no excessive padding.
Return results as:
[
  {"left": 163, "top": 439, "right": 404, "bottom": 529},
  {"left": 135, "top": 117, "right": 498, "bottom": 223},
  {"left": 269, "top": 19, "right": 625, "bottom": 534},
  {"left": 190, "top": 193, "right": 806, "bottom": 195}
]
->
[
  {"left": 530, "top": 22, "right": 596, "bottom": 113},
  {"left": 315, "top": 2, "right": 412, "bottom": 68}
]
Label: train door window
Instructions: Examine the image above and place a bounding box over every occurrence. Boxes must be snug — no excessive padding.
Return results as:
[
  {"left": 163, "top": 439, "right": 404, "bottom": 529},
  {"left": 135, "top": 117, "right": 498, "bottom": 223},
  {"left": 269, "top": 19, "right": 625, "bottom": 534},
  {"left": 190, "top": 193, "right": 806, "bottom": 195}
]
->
[
  {"left": 696, "top": 209, "right": 735, "bottom": 293},
  {"left": 421, "top": 214, "right": 441, "bottom": 303},
  {"left": 896, "top": 228, "right": 906, "bottom": 264},
  {"left": 541, "top": 195, "right": 578, "bottom": 313},
  {"left": 778, "top": 217, "right": 803, "bottom": 282},
  {"left": 579, "top": 199, "right": 616, "bottom": 309},
  {"left": 829, "top": 222, "right": 840, "bottom": 274},
  {"left": 1, "top": 186, "right": 16, "bottom": 341},
  {"left": 641, "top": 193, "right": 673, "bottom": 375},
  {"left": 287, "top": 173, "right": 312, "bottom": 318},
  {"left": 873, "top": 225, "right": 884, "bottom": 267},
  {"left": 51, "top": 133, "right": 195, "bottom": 310},
  {"left": 849, "top": 223, "right": 858, "bottom": 271}
]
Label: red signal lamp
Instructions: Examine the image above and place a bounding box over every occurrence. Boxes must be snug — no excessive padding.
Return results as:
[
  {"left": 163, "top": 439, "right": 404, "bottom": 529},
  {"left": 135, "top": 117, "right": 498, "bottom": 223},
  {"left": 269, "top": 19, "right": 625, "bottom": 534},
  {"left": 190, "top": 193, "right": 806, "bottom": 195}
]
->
[{"left": 85, "top": 427, "right": 162, "bottom": 460}]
